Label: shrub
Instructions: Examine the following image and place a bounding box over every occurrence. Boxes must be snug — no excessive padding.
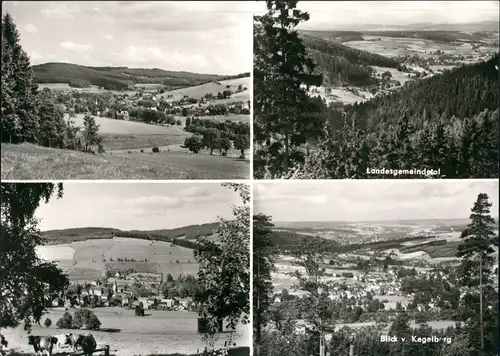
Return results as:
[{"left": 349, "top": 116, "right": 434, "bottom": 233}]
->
[
  {"left": 140, "top": 149, "right": 144, "bottom": 153},
  {"left": 128, "top": 151, "right": 132, "bottom": 154},
  {"left": 44, "top": 318, "right": 52, "bottom": 327},
  {"left": 98, "top": 144, "right": 105, "bottom": 154},
  {"left": 152, "top": 147, "right": 160, "bottom": 153},
  {"left": 87, "top": 314, "right": 101, "bottom": 330},
  {"left": 135, "top": 303, "right": 145, "bottom": 316},
  {"left": 56, "top": 312, "right": 73, "bottom": 329},
  {"left": 184, "top": 135, "right": 203, "bottom": 153},
  {"left": 73, "top": 308, "right": 101, "bottom": 330}
]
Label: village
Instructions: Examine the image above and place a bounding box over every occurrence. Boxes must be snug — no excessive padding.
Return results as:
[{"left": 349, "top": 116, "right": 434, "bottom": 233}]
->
[
  {"left": 45, "top": 82, "right": 250, "bottom": 127},
  {"left": 48, "top": 271, "right": 199, "bottom": 314}
]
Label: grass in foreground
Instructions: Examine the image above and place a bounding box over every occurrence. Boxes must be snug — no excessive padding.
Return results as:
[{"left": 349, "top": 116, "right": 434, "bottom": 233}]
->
[
  {"left": 100, "top": 133, "right": 187, "bottom": 150},
  {"left": 1, "top": 143, "right": 249, "bottom": 180},
  {"left": 7, "top": 348, "right": 249, "bottom": 356}
]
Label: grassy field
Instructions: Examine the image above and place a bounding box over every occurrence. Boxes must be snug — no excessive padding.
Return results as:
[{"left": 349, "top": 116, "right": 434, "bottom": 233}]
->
[
  {"left": 347, "top": 36, "right": 477, "bottom": 58},
  {"left": 161, "top": 77, "right": 250, "bottom": 102},
  {"left": 100, "top": 134, "right": 187, "bottom": 151},
  {"left": 1, "top": 143, "right": 249, "bottom": 179},
  {"left": 1, "top": 308, "right": 250, "bottom": 356},
  {"left": 65, "top": 114, "right": 189, "bottom": 136},
  {"left": 36, "top": 237, "right": 197, "bottom": 282}
]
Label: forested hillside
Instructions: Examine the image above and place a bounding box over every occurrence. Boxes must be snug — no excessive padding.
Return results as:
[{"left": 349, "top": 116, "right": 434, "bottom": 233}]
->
[
  {"left": 294, "top": 53, "right": 499, "bottom": 179},
  {"left": 300, "top": 34, "right": 399, "bottom": 85},
  {"left": 343, "top": 53, "right": 499, "bottom": 132},
  {"left": 42, "top": 222, "right": 218, "bottom": 244},
  {"left": 33, "top": 62, "right": 249, "bottom": 90}
]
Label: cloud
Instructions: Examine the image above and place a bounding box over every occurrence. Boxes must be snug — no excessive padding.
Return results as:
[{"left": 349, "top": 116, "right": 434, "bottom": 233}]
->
[
  {"left": 104, "top": 34, "right": 114, "bottom": 40},
  {"left": 77, "top": 1, "right": 252, "bottom": 33},
  {"left": 125, "top": 190, "right": 217, "bottom": 217},
  {"left": 29, "top": 52, "right": 59, "bottom": 64},
  {"left": 116, "top": 46, "right": 208, "bottom": 69},
  {"left": 179, "top": 186, "right": 211, "bottom": 198},
  {"left": 255, "top": 184, "right": 329, "bottom": 206},
  {"left": 41, "top": 3, "right": 80, "bottom": 19},
  {"left": 24, "top": 24, "right": 38, "bottom": 33},
  {"left": 60, "top": 41, "right": 92, "bottom": 52}
]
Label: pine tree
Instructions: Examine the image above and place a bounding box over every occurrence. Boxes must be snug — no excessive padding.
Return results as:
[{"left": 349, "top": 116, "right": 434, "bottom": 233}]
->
[
  {"left": 1, "top": 13, "right": 40, "bottom": 143},
  {"left": 456, "top": 193, "right": 498, "bottom": 356},
  {"left": 254, "top": 1, "right": 323, "bottom": 178},
  {"left": 253, "top": 213, "right": 276, "bottom": 356},
  {"left": 82, "top": 115, "right": 102, "bottom": 151}
]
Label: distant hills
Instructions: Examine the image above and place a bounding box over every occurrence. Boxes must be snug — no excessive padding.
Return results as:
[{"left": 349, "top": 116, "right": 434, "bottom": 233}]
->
[
  {"left": 273, "top": 218, "right": 472, "bottom": 229},
  {"left": 32, "top": 62, "right": 250, "bottom": 91},
  {"left": 42, "top": 222, "right": 219, "bottom": 245},
  {"left": 304, "top": 20, "right": 500, "bottom": 33}
]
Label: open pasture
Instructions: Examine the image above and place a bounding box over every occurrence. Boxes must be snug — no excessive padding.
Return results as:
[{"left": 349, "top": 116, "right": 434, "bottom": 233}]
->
[
  {"left": 65, "top": 114, "right": 189, "bottom": 136},
  {"left": 371, "top": 66, "right": 413, "bottom": 84},
  {"left": 38, "top": 83, "right": 138, "bottom": 95},
  {"left": 35, "top": 245, "right": 75, "bottom": 260},
  {"left": 100, "top": 133, "right": 187, "bottom": 151},
  {"left": 309, "top": 86, "right": 371, "bottom": 105},
  {"left": 35, "top": 237, "right": 198, "bottom": 281},
  {"left": 161, "top": 77, "right": 250, "bottom": 101},
  {"left": 2, "top": 308, "right": 250, "bottom": 356},
  {"left": 348, "top": 36, "right": 476, "bottom": 58},
  {"left": 1, "top": 143, "right": 249, "bottom": 179}
]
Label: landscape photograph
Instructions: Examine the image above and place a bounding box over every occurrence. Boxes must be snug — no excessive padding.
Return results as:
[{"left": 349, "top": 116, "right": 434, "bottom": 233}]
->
[
  {"left": 253, "top": 0, "right": 499, "bottom": 179},
  {"left": 0, "top": 182, "right": 250, "bottom": 356},
  {"left": 253, "top": 180, "right": 499, "bottom": 356},
  {"left": 1, "top": 1, "right": 252, "bottom": 179}
]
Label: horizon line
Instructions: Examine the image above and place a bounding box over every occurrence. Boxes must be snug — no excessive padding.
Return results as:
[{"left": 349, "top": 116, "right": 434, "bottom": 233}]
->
[{"left": 31, "top": 61, "right": 251, "bottom": 78}]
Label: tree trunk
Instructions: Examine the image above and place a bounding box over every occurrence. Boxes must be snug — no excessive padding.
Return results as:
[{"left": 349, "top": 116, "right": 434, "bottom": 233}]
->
[
  {"left": 210, "top": 148, "right": 213, "bottom": 155},
  {"left": 283, "top": 133, "right": 289, "bottom": 172}
]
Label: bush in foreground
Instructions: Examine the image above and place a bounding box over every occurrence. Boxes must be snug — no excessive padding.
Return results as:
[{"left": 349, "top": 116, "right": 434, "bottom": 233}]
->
[
  {"left": 135, "top": 303, "right": 145, "bottom": 316},
  {"left": 56, "top": 312, "right": 73, "bottom": 329},
  {"left": 44, "top": 318, "right": 52, "bottom": 327},
  {"left": 152, "top": 147, "right": 160, "bottom": 153}
]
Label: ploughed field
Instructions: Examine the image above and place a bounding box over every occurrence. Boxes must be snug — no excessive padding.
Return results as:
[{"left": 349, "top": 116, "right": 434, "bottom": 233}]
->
[
  {"left": 35, "top": 237, "right": 198, "bottom": 281},
  {"left": 2, "top": 308, "right": 250, "bottom": 356}
]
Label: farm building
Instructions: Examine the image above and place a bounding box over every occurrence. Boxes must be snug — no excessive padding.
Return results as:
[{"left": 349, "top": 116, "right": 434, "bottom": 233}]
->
[
  {"left": 127, "top": 273, "right": 163, "bottom": 287},
  {"left": 116, "top": 110, "right": 129, "bottom": 121},
  {"left": 159, "top": 298, "right": 174, "bottom": 309}
]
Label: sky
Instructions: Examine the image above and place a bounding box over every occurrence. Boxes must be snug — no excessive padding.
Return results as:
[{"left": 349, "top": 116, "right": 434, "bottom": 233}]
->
[
  {"left": 2, "top": 1, "right": 253, "bottom": 75},
  {"left": 35, "top": 182, "right": 242, "bottom": 231},
  {"left": 254, "top": 180, "right": 499, "bottom": 223},
  {"left": 254, "top": 1, "right": 499, "bottom": 29}
]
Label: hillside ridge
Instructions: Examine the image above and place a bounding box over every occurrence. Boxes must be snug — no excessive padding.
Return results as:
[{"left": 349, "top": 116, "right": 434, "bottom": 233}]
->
[{"left": 32, "top": 62, "right": 250, "bottom": 91}]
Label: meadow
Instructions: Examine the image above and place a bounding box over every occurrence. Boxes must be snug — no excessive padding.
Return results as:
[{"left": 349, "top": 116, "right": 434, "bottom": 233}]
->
[
  {"left": 1, "top": 143, "right": 249, "bottom": 180},
  {"left": 347, "top": 36, "right": 477, "bottom": 58},
  {"left": 1, "top": 308, "right": 250, "bottom": 356},
  {"left": 160, "top": 77, "right": 250, "bottom": 102},
  {"left": 35, "top": 237, "right": 197, "bottom": 282}
]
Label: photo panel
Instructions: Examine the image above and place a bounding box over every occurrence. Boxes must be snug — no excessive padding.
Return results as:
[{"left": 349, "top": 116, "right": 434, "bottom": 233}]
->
[
  {"left": 253, "top": 0, "right": 499, "bottom": 179},
  {"left": 1, "top": 1, "right": 252, "bottom": 180},
  {"left": 0, "top": 181, "right": 250, "bottom": 356},
  {"left": 253, "top": 179, "right": 499, "bottom": 356}
]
